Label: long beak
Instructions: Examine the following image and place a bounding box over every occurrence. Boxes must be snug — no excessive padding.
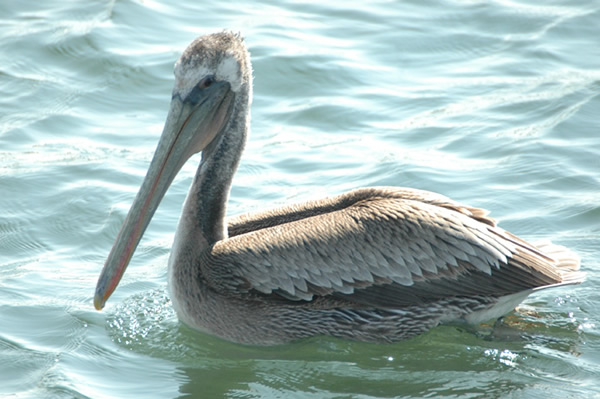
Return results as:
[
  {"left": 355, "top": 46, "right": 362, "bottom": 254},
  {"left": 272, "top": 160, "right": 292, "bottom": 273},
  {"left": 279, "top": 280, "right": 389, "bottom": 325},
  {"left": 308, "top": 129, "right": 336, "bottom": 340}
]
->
[{"left": 94, "top": 81, "right": 233, "bottom": 310}]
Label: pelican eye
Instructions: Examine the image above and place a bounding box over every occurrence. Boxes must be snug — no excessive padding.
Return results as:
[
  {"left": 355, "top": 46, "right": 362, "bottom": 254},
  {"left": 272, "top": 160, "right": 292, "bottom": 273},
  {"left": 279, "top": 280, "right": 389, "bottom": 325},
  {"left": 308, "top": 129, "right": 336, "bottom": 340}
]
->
[{"left": 198, "top": 75, "right": 215, "bottom": 89}]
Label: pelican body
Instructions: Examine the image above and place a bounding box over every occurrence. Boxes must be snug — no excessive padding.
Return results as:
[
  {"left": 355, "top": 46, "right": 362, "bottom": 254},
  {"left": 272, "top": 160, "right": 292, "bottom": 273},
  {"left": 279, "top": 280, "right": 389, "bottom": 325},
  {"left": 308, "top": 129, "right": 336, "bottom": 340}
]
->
[{"left": 94, "top": 32, "right": 584, "bottom": 345}]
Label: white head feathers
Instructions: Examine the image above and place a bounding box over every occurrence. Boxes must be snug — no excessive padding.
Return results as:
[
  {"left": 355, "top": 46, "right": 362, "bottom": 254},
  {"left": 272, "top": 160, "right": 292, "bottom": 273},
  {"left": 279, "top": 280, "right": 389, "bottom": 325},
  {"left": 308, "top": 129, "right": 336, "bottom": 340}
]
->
[{"left": 173, "top": 31, "right": 252, "bottom": 100}]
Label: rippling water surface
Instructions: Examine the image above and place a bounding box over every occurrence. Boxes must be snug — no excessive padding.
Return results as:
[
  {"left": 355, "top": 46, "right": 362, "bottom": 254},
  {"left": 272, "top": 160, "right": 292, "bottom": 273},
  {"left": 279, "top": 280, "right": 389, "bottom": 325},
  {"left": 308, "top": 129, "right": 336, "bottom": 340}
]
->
[{"left": 1, "top": 0, "right": 599, "bottom": 397}]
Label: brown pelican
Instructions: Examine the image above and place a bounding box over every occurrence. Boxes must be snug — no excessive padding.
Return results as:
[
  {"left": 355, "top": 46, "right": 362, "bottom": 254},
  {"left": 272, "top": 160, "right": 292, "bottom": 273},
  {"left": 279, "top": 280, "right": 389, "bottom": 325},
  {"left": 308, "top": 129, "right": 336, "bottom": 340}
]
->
[{"left": 94, "top": 31, "right": 585, "bottom": 345}]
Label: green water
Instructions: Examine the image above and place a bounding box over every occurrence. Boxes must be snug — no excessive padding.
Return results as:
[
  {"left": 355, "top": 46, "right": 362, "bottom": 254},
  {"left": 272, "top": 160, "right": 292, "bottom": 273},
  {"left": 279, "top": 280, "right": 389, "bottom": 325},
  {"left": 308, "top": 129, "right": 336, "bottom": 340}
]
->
[{"left": 1, "top": 0, "right": 599, "bottom": 397}]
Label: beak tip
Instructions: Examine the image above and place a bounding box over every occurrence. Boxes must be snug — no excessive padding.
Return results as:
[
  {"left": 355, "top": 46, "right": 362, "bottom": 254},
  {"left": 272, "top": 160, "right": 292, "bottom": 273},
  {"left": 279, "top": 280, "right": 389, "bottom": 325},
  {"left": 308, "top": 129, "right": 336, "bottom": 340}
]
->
[{"left": 93, "top": 293, "right": 106, "bottom": 311}]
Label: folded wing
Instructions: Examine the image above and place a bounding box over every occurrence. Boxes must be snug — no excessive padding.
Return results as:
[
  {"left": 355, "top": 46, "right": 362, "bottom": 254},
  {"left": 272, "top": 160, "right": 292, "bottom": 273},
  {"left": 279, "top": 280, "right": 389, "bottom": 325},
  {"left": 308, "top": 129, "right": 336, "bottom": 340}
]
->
[{"left": 203, "top": 187, "right": 579, "bottom": 307}]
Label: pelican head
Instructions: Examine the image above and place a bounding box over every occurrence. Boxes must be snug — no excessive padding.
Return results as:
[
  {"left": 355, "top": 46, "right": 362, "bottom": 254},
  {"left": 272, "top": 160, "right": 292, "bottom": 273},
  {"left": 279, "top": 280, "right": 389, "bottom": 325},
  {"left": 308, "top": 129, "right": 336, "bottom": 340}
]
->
[{"left": 94, "top": 32, "right": 251, "bottom": 310}]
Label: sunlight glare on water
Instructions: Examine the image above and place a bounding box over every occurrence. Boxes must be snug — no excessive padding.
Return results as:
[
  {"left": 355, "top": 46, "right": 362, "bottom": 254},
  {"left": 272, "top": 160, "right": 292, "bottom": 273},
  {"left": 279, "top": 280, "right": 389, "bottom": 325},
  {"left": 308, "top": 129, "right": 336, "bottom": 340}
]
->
[{"left": 1, "top": 0, "right": 599, "bottom": 398}]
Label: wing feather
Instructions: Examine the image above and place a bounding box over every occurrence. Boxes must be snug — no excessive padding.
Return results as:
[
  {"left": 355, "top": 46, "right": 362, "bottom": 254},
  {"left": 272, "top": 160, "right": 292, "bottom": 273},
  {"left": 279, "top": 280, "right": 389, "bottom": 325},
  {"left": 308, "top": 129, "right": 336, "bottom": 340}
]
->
[{"left": 204, "top": 187, "right": 567, "bottom": 305}]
